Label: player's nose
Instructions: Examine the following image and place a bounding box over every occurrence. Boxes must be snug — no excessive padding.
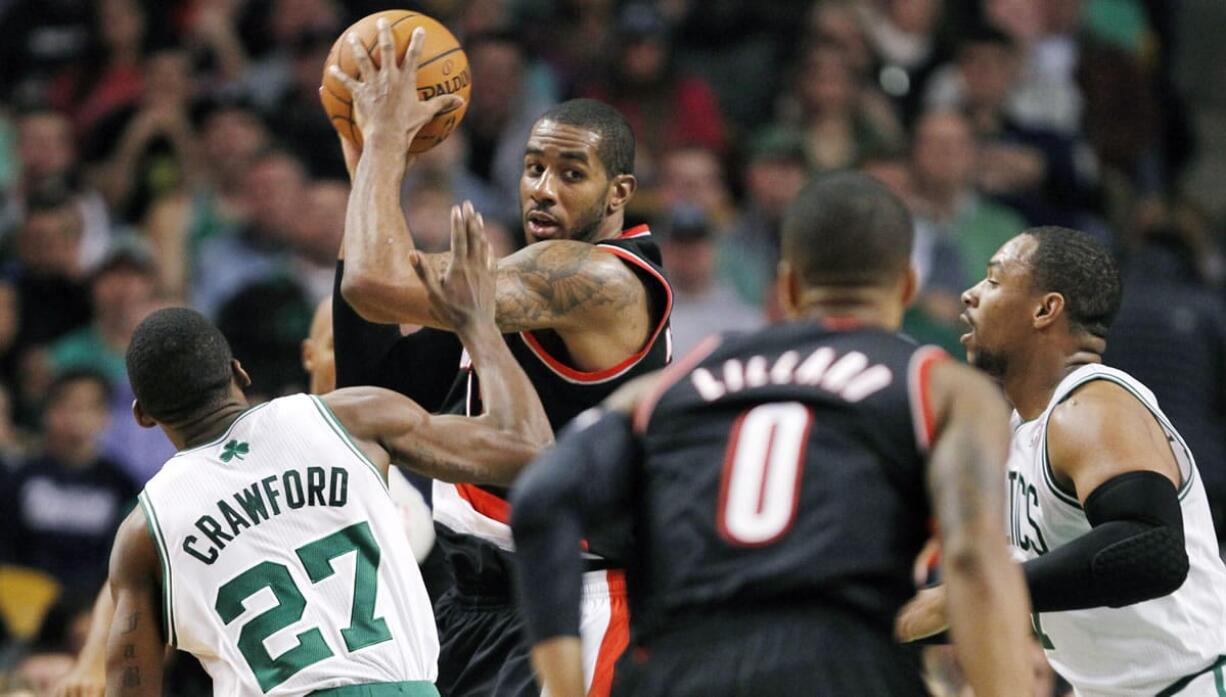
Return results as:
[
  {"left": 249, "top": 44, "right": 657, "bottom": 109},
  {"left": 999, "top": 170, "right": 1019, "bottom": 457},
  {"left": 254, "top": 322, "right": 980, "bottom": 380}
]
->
[
  {"left": 530, "top": 170, "right": 557, "bottom": 205},
  {"left": 961, "top": 284, "right": 978, "bottom": 307}
]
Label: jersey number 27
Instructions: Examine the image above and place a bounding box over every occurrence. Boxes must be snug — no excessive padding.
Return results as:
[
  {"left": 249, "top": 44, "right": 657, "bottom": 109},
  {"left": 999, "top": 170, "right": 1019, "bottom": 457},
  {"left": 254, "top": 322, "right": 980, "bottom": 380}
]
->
[
  {"left": 214, "top": 521, "right": 392, "bottom": 692},
  {"left": 717, "top": 402, "right": 814, "bottom": 547}
]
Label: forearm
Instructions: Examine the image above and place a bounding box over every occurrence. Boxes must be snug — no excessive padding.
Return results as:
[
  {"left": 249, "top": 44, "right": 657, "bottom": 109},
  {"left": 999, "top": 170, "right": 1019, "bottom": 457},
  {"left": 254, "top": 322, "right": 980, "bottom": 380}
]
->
[
  {"left": 340, "top": 139, "right": 433, "bottom": 323},
  {"left": 530, "top": 637, "right": 586, "bottom": 697},
  {"left": 106, "top": 590, "right": 164, "bottom": 697},
  {"left": 943, "top": 523, "right": 1033, "bottom": 697},
  {"left": 78, "top": 583, "right": 115, "bottom": 675},
  {"left": 459, "top": 321, "right": 552, "bottom": 448}
]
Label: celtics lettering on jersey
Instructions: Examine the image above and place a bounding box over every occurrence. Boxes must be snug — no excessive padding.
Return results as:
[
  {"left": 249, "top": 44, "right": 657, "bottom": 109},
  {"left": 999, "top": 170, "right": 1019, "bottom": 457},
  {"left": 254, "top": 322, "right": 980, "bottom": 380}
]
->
[{"left": 1006, "top": 469, "right": 1049, "bottom": 555}]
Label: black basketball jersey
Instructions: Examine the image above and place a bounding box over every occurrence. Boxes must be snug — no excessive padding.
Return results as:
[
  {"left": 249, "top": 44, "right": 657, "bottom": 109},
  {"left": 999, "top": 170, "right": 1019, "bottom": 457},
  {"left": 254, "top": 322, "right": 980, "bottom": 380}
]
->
[
  {"left": 629, "top": 320, "right": 945, "bottom": 639},
  {"left": 434, "top": 225, "right": 673, "bottom": 591}
]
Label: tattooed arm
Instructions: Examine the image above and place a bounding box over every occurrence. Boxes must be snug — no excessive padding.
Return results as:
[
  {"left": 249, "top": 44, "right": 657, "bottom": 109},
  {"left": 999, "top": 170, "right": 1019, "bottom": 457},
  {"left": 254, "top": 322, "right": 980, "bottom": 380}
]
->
[
  {"left": 921, "top": 360, "right": 1032, "bottom": 696},
  {"left": 106, "top": 509, "right": 165, "bottom": 697},
  {"left": 342, "top": 205, "right": 652, "bottom": 371}
]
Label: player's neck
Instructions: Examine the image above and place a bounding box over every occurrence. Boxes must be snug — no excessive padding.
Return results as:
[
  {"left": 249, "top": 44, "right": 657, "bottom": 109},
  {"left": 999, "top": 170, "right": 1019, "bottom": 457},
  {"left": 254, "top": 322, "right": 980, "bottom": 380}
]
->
[
  {"left": 589, "top": 214, "right": 626, "bottom": 244},
  {"left": 1004, "top": 347, "right": 1102, "bottom": 420},
  {"left": 172, "top": 401, "right": 250, "bottom": 451},
  {"left": 794, "top": 288, "right": 902, "bottom": 331}
]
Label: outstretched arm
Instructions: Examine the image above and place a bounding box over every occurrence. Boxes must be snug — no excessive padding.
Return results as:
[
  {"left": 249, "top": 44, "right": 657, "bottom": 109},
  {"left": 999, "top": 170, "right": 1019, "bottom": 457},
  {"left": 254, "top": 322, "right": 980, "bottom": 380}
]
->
[
  {"left": 924, "top": 360, "right": 1032, "bottom": 697},
  {"left": 52, "top": 583, "right": 113, "bottom": 697},
  {"left": 325, "top": 207, "right": 552, "bottom": 485},
  {"left": 105, "top": 509, "right": 165, "bottom": 697}
]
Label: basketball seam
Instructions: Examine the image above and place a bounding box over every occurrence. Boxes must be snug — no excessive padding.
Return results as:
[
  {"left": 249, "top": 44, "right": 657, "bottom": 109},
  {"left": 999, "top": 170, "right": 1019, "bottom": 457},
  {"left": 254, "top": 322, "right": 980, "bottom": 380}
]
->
[{"left": 419, "top": 46, "right": 464, "bottom": 69}]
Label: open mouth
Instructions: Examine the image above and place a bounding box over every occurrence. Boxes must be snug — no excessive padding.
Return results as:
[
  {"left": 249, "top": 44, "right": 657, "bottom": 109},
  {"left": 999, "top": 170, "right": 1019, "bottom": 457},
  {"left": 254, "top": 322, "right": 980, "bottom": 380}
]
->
[
  {"left": 526, "top": 212, "right": 561, "bottom": 239},
  {"left": 959, "top": 313, "right": 974, "bottom": 345}
]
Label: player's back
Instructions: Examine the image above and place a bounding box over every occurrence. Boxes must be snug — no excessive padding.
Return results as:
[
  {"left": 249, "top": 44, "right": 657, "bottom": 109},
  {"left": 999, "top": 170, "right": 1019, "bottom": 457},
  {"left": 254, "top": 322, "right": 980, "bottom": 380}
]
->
[
  {"left": 635, "top": 321, "right": 938, "bottom": 639},
  {"left": 139, "top": 394, "right": 438, "bottom": 697}
]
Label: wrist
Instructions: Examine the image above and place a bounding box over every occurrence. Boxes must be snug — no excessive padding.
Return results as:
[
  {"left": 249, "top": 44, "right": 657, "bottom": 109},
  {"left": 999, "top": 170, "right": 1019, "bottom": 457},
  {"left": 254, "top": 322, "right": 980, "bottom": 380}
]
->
[
  {"left": 454, "top": 319, "right": 500, "bottom": 351},
  {"left": 362, "top": 130, "right": 412, "bottom": 154}
]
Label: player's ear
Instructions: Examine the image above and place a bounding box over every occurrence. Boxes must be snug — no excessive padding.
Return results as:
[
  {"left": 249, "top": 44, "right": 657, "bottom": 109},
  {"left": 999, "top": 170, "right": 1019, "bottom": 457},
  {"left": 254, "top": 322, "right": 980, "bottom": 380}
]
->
[
  {"left": 606, "top": 174, "right": 637, "bottom": 215},
  {"left": 132, "top": 399, "right": 157, "bottom": 429},
  {"left": 232, "top": 359, "right": 253, "bottom": 389},
  {"left": 301, "top": 339, "right": 315, "bottom": 374},
  {"left": 901, "top": 265, "right": 919, "bottom": 307},
  {"left": 1033, "top": 292, "right": 1064, "bottom": 330},
  {"left": 776, "top": 260, "right": 802, "bottom": 319}
]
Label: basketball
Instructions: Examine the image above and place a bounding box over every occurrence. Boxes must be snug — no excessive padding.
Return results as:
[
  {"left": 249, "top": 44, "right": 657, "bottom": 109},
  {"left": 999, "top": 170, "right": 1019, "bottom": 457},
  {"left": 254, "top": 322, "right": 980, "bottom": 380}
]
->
[{"left": 320, "top": 10, "right": 471, "bottom": 154}]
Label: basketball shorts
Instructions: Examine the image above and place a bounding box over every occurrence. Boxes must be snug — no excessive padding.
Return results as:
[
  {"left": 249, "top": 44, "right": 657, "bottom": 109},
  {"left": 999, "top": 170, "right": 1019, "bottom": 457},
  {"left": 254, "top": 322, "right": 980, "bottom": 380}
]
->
[
  {"left": 434, "top": 570, "right": 629, "bottom": 697},
  {"left": 611, "top": 605, "right": 929, "bottom": 697}
]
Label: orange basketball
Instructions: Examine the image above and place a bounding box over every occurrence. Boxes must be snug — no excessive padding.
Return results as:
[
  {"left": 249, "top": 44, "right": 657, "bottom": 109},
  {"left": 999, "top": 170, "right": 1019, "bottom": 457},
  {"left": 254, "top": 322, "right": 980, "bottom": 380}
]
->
[{"left": 320, "top": 10, "right": 471, "bottom": 154}]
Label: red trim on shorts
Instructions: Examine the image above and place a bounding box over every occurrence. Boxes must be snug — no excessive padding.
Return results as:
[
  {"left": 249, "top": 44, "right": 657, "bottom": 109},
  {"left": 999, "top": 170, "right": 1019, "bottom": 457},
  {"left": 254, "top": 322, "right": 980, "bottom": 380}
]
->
[
  {"left": 455, "top": 484, "right": 510, "bottom": 524},
  {"left": 632, "top": 334, "right": 722, "bottom": 434},
  {"left": 588, "top": 570, "right": 630, "bottom": 697},
  {"left": 519, "top": 244, "right": 673, "bottom": 385}
]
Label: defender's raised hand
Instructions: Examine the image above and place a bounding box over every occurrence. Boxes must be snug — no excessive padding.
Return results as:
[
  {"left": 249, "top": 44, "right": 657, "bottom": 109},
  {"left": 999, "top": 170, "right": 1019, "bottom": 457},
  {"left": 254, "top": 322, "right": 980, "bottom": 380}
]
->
[
  {"left": 410, "top": 201, "right": 495, "bottom": 332},
  {"left": 329, "top": 19, "right": 463, "bottom": 149}
]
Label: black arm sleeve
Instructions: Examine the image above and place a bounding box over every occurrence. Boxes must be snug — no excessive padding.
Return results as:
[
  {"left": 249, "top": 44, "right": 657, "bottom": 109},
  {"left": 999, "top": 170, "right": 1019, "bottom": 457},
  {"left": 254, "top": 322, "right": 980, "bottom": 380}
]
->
[
  {"left": 332, "top": 260, "right": 462, "bottom": 411},
  {"left": 1024, "top": 470, "right": 1189, "bottom": 612},
  {"left": 510, "top": 410, "right": 641, "bottom": 644}
]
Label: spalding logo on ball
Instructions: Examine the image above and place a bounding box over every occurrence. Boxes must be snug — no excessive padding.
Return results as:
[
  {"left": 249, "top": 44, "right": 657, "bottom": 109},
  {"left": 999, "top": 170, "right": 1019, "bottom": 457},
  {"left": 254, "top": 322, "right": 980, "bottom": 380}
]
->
[{"left": 319, "top": 10, "right": 471, "bottom": 154}]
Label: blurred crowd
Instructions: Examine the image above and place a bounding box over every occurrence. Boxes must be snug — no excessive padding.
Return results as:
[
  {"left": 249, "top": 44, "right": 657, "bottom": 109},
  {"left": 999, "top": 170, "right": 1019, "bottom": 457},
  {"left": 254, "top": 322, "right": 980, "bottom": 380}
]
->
[{"left": 0, "top": 0, "right": 1224, "bottom": 694}]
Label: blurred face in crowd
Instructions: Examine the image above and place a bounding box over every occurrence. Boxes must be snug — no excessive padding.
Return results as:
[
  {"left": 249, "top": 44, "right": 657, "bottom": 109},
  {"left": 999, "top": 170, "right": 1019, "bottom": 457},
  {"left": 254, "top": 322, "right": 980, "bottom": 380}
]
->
[
  {"left": 888, "top": 0, "right": 942, "bottom": 35},
  {"left": 298, "top": 180, "right": 349, "bottom": 261},
  {"left": 0, "top": 282, "right": 17, "bottom": 354},
  {"left": 92, "top": 264, "right": 156, "bottom": 327},
  {"left": 43, "top": 377, "right": 111, "bottom": 465},
  {"left": 272, "top": 0, "right": 339, "bottom": 42},
  {"left": 203, "top": 107, "right": 268, "bottom": 177},
  {"left": 619, "top": 37, "right": 668, "bottom": 85},
  {"left": 406, "top": 180, "right": 455, "bottom": 252},
  {"left": 800, "top": 47, "right": 856, "bottom": 117},
  {"left": 660, "top": 147, "right": 728, "bottom": 215},
  {"left": 468, "top": 39, "right": 523, "bottom": 131},
  {"left": 960, "top": 235, "right": 1040, "bottom": 377},
  {"left": 1043, "top": 0, "right": 1084, "bottom": 34},
  {"left": 99, "top": 0, "right": 145, "bottom": 55},
  {"left": 521, "top": 120, "right": 630, "bottom": 244},
  {"left": 861, "top": 158, "right": 916, "bottom": 205},
  {"left": 245, "top": 154, "right": 307, "bottom": 238},
  {"left": 302, "top": 297, "right": 335, "bottom": 395},
  {"left": 144, "top": 50, "right": 193, "bottom": 108},
  {"left": 913, "top": 111, "right": 976, "bottom": 195},
  {"left": 661, "top": 235, "right": 715, "bottom": 293},
  {"left": 808, "top": 2, "right": 870, "bottom": 74},
  {"left": 960, "top": 41, "right": 1017, "bottom": 112},
  {"left": 18, "top": 205, "right": 82, "bottom": 276},
  {"left": 17, "top": 112, "right": 75, "bottom": 183},
  {"left": 746, "top": 157, "right": 808, "bottom": 219}
]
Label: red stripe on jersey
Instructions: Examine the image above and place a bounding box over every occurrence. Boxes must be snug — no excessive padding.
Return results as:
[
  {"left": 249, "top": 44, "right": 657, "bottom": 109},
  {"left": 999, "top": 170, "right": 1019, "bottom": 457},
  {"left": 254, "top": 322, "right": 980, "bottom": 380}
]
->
[
  {"left": 588, "top": 570, "right": 630, "bottom": 697},
  {"left": 632, "top": 334, "right": 722, "bottom": 434},
  {"left": 907, "top": 346, "right": 947, "bottom": 452},
  {"left": 617, "top": 224, "right": 651, "bottom": 239},
  {"left": 455, "top": 484, "right": 510, "bottom": 524},
  {"left": 519, "top": 244, "right": 673, "bottom": 385}
]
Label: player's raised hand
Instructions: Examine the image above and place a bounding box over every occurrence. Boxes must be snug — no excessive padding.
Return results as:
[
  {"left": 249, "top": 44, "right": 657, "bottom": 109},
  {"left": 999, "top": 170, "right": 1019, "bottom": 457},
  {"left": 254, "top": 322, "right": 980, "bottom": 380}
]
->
[
  {"left": 328, "top": 20, "right": 464, "bottom": 148},
  {"left": 410, "top": 201, "right": 495, "bottom": 332}
]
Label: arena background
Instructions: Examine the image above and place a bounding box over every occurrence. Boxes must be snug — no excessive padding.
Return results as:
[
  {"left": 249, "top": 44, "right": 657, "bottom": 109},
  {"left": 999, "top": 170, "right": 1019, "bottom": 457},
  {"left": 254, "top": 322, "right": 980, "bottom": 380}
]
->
[{"left": 0, "top": 0, "right": 1223, "bottom": 694}]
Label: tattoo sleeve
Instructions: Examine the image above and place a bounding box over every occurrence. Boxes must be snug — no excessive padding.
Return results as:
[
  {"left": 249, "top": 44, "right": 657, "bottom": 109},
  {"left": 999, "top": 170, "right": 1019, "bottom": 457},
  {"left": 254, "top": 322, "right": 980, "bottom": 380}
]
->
[{"left": 491, "top": 241, "right": 642, "bottom": 333}]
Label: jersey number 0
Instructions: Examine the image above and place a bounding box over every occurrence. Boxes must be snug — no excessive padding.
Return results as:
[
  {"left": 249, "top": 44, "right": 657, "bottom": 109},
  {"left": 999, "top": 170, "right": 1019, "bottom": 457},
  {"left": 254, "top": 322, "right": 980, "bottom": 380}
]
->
[
  {"left": 214, "top": 521, "right": 392, "bottom": 692},
  {"left": 717, "top": 402, "right": 814, "bottom": 547}
]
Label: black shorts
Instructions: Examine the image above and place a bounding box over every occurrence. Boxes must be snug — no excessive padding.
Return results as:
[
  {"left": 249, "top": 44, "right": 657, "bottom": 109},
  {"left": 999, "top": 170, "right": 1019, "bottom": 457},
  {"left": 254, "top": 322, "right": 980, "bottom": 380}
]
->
[
  {"left": 433, "top": 588, "right": 536, "bottom": 697},
  {"left": 612, "top": 606, "right": 928, "bottom": 697}
]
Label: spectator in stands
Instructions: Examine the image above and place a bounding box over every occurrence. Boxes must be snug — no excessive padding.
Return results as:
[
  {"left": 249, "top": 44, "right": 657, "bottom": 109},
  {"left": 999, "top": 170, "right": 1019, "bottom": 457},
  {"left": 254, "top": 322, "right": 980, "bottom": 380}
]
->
[
  {"left": 267, "top": 27, "right": 348, "bottom": 178},
  {"left": 860, "top": 0, "right": 948, "bottom": 126},
  {"left": 191, "top": 148, "right": 305, "bottom": 317},
  {"left": 144, "top": 97, "right": 267, "bottom": 299},
  {"left": 292, "top": 179, "right": 347, "bottom": 303},
  {"left": 910, "top": 109, "right": 1027, "bottom": 285},
  {"left": 3, "top": 108, "right": 111, "bottom": 268},
  {"left": 1105, "top": 223, "right": 1226, "bottom": 543},
  {"left": 403, "top": 129, "right": 510, "bottom": 226},
  {"left": 652, "top": 145, "right": 734, "bottom": 228},
  {"left": 581, "top": 3, "right": 726, "bottom": 183},
  {"left": 0, "top": 370, "right": 137, "bottom": 595},
  {"left": 782, "top": 42, "right": 904, "bottom": 173},
  {"left": 719, "top": 128, "right": 809, "bottom": 308},
  {"left": 658, "top": 204, "right": 761, "bottom": 355}
]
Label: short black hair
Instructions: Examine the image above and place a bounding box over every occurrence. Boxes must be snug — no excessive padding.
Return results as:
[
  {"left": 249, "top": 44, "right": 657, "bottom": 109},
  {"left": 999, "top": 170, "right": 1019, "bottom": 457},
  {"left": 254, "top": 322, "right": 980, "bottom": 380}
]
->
[
  {"left": 535, "top": 99, "right": 635, "bottom": 177},
  {"left": 782, "top": 172, "right": 914, "bottom": 287},
  {"left": 126, "top": 307, "right": 236, "bottom": 424},
  {"left": 1023, "top": 226, "right": 1122, "bottom": 338},
  {"left": 47, "top": 368, "right": 112, "bottom": 407}
]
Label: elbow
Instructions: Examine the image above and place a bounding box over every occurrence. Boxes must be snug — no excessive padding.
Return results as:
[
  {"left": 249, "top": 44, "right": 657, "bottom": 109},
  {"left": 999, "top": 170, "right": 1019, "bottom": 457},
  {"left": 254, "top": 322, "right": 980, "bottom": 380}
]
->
[
  {"left": 340, "top": 274, "right": 396, "bottom": 323},
  {"left": 1101, "top": 530, "right": 1189, "bottom": 607}
]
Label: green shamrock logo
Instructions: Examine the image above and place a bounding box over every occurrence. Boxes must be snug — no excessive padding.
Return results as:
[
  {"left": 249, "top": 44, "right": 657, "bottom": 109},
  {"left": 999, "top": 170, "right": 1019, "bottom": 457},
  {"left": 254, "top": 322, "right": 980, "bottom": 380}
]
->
[{"left": 220, "top": 440, "right": 249, "bottom": 462}]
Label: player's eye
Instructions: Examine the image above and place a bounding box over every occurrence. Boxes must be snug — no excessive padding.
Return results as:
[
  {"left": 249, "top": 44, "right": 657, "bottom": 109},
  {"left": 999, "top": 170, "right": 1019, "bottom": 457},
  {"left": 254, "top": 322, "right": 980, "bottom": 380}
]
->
[
  {"left": 524, "top": 162, "right": 544, "bottom": 177},
  {"left": 563, "top": 169, "right": 585, "bottom": 182}
]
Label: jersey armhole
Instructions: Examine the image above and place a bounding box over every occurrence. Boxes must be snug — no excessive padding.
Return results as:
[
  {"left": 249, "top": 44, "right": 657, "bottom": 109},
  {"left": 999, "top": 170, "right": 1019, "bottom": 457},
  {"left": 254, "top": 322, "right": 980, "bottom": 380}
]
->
[
  {"left": 906, "top": 346, "right": 947, "bottom": 453},
  {"left": 308, "top": 396, "right": 390, "bottom": 492},
  {"left": 138, "top": 491, "right": 178, "bottom": 648}
]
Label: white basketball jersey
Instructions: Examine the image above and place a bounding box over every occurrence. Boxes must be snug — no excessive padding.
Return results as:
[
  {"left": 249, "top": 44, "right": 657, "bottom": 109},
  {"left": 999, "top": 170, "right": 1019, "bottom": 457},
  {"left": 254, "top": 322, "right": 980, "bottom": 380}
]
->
[
  {"left": 139, "top": 395, "right": 439, "bottom": 696},
  {"left": 1007, "top": 364, "right": 1226, "bottom": 696}
]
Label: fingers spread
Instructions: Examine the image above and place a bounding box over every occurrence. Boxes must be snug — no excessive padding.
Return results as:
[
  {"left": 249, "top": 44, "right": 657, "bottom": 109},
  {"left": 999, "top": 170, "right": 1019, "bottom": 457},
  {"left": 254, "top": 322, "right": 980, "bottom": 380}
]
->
[
  {"left": 410, "top": 251, "right": 442, "bottom": 299},
  {"left": 403, "top": 27, "right": 426, "bottom": 84},
  {"left": 376, "top": 18, "right": 397, "bottom": 75},
  {"left": 348, "top": 33, "right": 376, "bottom": 82},
  {"left": 328, "top": 65, "right": 359, "bottom": 93},
  {"left": 450, "top": 204, "right": 468, "bottom": 262}
]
